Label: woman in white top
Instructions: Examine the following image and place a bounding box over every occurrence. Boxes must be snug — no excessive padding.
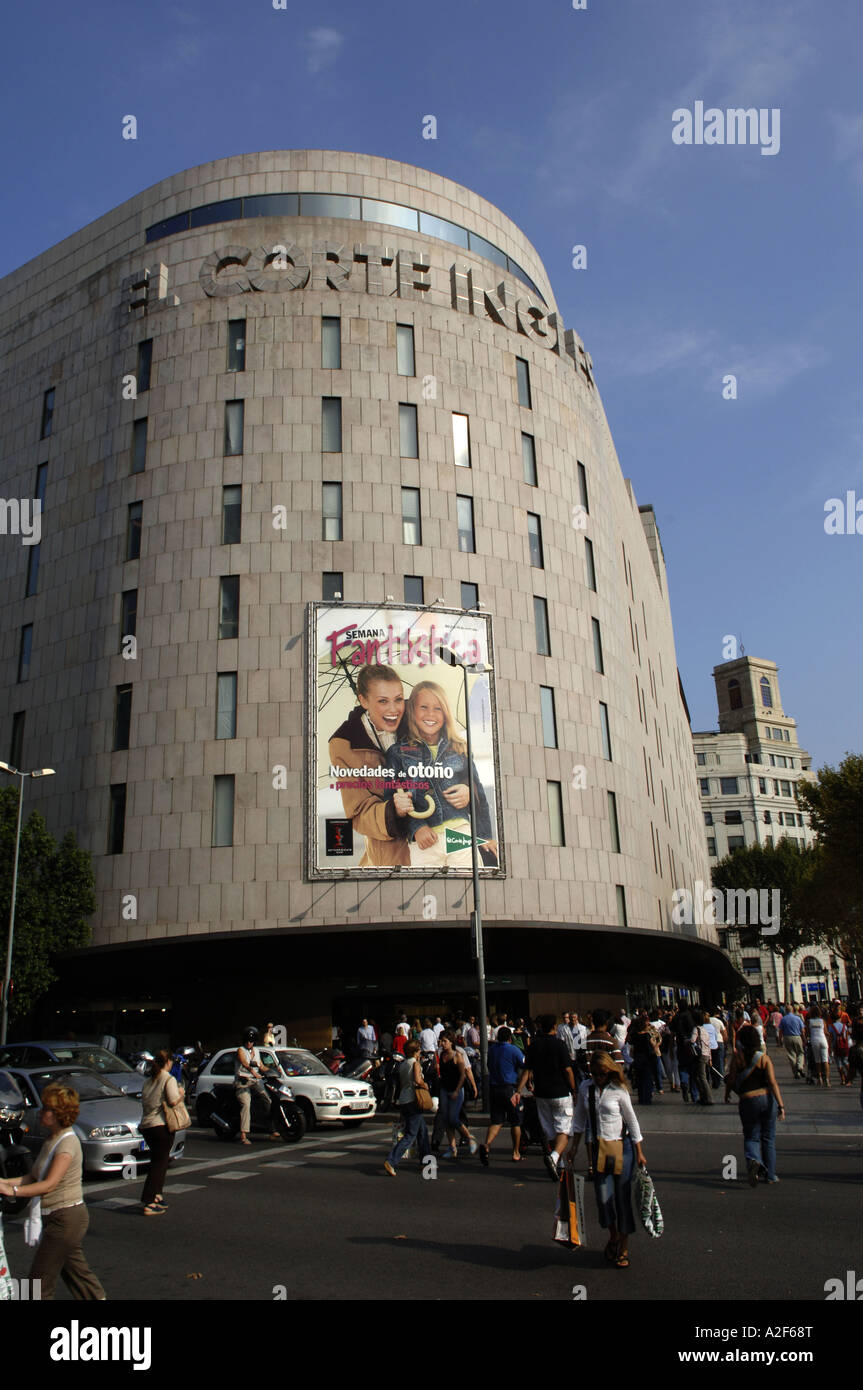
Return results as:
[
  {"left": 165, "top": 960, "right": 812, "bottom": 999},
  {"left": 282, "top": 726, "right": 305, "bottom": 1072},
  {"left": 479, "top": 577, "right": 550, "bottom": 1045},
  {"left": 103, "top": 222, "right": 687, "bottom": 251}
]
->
[
  {"left": 570, "top": 1051, "right": 646, "bottom": 1268},
  {"left": 806, "top": 1003, "right": 830, "bottom": 1086},
  {"left": 139, "top": 1049, "right": 183, "bottom": 1215}
]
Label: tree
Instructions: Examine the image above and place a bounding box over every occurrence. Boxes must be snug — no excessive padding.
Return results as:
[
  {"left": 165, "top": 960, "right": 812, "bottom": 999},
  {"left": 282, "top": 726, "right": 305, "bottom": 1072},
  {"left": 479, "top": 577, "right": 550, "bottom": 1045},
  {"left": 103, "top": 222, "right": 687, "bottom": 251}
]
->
[
  {"left": 711, "top": 839, "right": 822, "bottom": 1002},
  {"left": 0, "top": 786, "right": 95, "bottom": 1024},
  {"left": 796, "top": 754, "right": 863, "bottom": 995}
]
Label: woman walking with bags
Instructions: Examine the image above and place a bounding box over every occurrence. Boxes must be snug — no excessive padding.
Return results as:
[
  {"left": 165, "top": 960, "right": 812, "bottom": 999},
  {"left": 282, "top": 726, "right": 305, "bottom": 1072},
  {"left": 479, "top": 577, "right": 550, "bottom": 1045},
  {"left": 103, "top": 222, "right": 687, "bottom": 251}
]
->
[
  {"left": 569, "top": 1051, "right": 646, "bottom": 1269},
  {"left": 139, "top": 1048, "right": 185, "bottom": 1215},
  {"left": 384, "top": 1041, "right": 431, "bottom": 1176},
  {"left": 724, "top": 1024, "right": 785, "bottom": 1184},
  {"left": 0, "top": 1082, "right": 105, "bottom": 1299}
]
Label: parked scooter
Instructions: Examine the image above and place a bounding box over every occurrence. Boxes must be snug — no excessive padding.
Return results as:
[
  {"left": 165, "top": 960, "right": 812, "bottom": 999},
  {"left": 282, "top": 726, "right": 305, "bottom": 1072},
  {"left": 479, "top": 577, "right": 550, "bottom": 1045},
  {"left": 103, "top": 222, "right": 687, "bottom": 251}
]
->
[
  {"left": 209, "top": 1070, "right": 306, "bottom": 1144},
  {"left": 0, "top": 1071, "right": 32, "bottom": 1215}
]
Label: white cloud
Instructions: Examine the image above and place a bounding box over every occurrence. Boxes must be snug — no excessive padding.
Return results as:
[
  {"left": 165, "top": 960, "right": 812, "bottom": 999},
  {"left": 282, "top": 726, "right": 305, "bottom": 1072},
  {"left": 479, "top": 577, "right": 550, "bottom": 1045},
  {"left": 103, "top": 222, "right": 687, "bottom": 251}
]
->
[{"left": 303, "top": 27, "right": 344, "bottom": 75}]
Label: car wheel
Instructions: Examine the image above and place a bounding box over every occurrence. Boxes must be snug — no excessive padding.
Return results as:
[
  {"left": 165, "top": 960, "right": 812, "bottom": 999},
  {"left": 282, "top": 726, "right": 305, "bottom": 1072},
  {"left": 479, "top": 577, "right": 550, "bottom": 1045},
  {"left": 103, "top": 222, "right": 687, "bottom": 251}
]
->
[
  {"left": 297, "top": 1099, "right": 316, "bottom": 1131},
  {"left": 341, "top": 1119, "right": 364, "bottom": 1128},
  {"left": 195, "top": 1094, "right": 215, "bottom": 1127}
]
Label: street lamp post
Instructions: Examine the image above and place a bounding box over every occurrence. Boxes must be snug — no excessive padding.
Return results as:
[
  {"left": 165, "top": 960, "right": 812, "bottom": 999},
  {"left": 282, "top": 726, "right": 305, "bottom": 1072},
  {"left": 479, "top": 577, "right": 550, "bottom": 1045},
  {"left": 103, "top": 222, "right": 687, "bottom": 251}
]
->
[
  {"left": 0, "top": 761, "right": 56, "bottom": 1045},
  {"left": 436, "top": 647, "right": 490, "bottom": 1109}
]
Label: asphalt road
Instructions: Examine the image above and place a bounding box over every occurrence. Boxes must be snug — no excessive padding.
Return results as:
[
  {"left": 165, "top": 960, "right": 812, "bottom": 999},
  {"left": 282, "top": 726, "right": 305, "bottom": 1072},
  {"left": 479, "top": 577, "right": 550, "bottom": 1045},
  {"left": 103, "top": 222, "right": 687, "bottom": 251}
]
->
[{"left": 4, "top": 1072, "right": 860, "bottom": 1304}]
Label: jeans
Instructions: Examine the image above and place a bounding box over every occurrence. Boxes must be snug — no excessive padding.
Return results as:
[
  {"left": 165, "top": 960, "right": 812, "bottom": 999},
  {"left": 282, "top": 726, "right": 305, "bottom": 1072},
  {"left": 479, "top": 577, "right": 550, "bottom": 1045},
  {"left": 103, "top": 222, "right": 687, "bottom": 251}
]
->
[
  {"left": 593, "top": 1135, "right": 636, "bottom": 1235},
  {"left": 386, "top": 1103, "right": 431, "bottom": 1169},
  {"left": 439, "top": 1089, "right": 466, "bottom": 1132},
  {"left": 739, "top": 1093, "right": 777, "bottom": 1180},
  {"left": 679, "top": 1064, "right": 699, "bottom": 1102}
]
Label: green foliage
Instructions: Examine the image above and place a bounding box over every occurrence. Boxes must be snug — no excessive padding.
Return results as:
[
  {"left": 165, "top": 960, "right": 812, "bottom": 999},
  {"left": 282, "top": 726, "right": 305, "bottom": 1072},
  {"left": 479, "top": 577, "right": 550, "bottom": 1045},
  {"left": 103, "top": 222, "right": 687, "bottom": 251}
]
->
[
  {"left": 0, "top": 786, "right": 95, "bottom": 1021},
  {"left": 711, "top": 838, "right": 822, "bottom": 965},
  {"left": 796, "top": 755, "right": 863, "bottom": 975}
]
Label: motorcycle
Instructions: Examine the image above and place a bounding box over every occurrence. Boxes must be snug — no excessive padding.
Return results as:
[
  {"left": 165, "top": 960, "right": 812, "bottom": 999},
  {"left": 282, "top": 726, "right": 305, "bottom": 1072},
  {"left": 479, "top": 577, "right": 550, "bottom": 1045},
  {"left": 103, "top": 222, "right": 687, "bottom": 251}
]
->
[
  {"left": 209, "top": 1070, "right": 306, "bottom": 1144},
  {"left": 0, "top": 1072, "right": 32, "bottom": 1215}
]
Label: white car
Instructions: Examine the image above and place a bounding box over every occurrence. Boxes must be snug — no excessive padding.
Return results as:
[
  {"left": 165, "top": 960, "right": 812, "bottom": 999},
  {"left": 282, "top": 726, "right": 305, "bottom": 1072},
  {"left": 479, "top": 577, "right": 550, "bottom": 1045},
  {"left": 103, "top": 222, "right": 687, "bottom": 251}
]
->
[{"left": 194, "top": 1047, "right": 376, "bottom": 1130}]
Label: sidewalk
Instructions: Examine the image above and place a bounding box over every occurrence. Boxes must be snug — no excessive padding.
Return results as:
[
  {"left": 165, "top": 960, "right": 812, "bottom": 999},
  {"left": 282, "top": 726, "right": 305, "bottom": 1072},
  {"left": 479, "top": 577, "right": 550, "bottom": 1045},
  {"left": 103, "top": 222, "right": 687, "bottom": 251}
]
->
[{"left": 628, "top": 1064, "right": 862, "bottom": 1136}]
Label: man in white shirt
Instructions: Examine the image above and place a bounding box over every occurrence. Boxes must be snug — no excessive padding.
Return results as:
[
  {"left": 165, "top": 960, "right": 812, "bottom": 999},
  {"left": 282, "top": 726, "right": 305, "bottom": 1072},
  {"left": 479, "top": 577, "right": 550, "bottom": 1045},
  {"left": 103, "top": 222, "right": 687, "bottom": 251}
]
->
[
  {"left": 432, "top": 1017, "right": 445, "bottom": 1041},
  {"left": 419, "top": 1019, "right": 437, "bottom": 1054},
  {"left": 357, "top": 1018, "right": 377, "bottom": 1060},
  {"left": 556, "top": 1012, "right": 577, "bottom": 1060}
]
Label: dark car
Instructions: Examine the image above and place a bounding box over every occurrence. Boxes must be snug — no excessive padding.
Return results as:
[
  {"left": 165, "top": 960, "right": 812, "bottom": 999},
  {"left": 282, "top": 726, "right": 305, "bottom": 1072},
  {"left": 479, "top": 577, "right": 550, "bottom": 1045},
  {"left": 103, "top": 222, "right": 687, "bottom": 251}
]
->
[{"left": 0, "top": 1041, "right": 144, "bottom": 1097}]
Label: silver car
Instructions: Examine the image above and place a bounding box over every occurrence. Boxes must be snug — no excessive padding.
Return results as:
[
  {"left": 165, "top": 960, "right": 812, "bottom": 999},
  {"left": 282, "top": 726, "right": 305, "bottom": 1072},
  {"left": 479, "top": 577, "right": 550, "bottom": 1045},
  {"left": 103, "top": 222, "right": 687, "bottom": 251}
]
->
[
  {"left": 10, "top": 1065, "right": 185, "bottom": 1175},
  {"left": 0, "top": 1041, "right": 144, "bottom": 1097}
]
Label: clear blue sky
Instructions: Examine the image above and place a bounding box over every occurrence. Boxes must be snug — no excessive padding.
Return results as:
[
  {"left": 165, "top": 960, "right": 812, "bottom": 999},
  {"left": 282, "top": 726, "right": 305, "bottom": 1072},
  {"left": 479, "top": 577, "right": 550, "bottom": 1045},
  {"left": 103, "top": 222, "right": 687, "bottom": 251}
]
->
[{"left": 2, "top": 0, "right": 860, "bottom": 770}]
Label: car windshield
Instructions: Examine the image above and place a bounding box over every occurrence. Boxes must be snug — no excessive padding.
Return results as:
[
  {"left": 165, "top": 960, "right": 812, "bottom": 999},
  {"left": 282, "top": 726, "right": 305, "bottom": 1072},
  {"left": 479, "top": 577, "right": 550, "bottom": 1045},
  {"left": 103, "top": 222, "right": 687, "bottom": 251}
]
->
[
  {"left": 0, "top": 1070, "right": 24, "bottom": 1107},
  {"left": 47, "top": 1046, "right": 135, "bottom": 1075},
  {"left": 28, "top": 1070, "right": 130, "bottom": 1102},
  {"left": 276, "top": 1050, "right": 331, "bottom": 1077}
]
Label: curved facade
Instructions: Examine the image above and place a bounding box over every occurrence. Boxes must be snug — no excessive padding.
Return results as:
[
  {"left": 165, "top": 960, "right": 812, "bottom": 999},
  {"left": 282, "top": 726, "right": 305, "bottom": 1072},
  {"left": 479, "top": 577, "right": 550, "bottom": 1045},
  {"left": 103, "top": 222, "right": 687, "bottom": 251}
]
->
[{"left": 0, "top": 151, "right": 733, "bottom": 1044}]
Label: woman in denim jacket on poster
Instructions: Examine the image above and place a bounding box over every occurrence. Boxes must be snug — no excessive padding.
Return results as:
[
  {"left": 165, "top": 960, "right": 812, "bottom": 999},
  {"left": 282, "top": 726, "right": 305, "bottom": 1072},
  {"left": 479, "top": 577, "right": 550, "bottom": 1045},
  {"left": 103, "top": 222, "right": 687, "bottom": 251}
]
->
[{"left": 388, "top": 682, "right": 498, "bottom": 869}]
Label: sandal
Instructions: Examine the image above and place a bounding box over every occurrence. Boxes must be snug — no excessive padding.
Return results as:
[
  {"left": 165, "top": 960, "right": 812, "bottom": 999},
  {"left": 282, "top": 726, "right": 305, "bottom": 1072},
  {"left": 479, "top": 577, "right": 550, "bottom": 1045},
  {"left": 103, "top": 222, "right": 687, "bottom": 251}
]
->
[
  {"left": 615, "top": 1251, "right": 630, "bottom": 1268},
  {"left": 239, "top": 1136, "right": 252, "bottom": 1146},
  {"left": 604, "top": 1239, "right": 619, "bottom": 1263},
  {"left": 142, "top": 1203, "right": 166, "bottom": 1216}
]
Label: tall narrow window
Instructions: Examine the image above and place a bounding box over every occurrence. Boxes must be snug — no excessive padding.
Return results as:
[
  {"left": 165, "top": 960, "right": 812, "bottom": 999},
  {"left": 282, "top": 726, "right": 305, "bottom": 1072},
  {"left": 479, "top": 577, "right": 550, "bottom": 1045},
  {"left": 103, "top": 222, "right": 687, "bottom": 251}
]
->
[
  {"left": 25, "top": 463, "right": 48, "bottom": 597},
  {"left": 322, "top": 483, "right": 343, "bottom": 541},
  {"left": 40, "top": 388, "right": 55, "bottom": 439},
  {"left": 527, "top": 513, "right": 543, "bottom": 568},
  {"left": 577, "top": 461, "right": 589, "bottom": 514},
  {"left": 108, "top": 784, "right": 126, "bottom": 855},
  {"left": 136, "top": 339, "right": 153, "bottom": 393},
  {"left": 616, "top": 884, "right": 628, "bottom": 928},
  {"left": 219, "top": 576, "right": 239, "bottom": 639},
  {"left": 216, "top": 672, "right": 238, "bottom": 739},
  {"left": 522, "top": 432, "right": 537, "bottom": 486},
  {"left": 227, "top": 320, "right": 246, "bottom": 372},
  {"left": 224, "top": 400, "right": 244, "bottom": 456},
  {"left": 728, "top": 678, "right": 742, "bottom": 710},
  {"left": 131, "top": 418, "right": 147, "bottom": 475},
  {"left": 323, "top": 572, "right": 343, "bottom": 600},
  {"left": 547, "top": 781, "right": 564, "bottom": 845},
  {"left": 321, "top": 317, "right": 341, "bottom": 369},
  {"left": 9, "top": 712, "right": 25, "bottom": 769},
  {"left": 591, "top": 617, "right": 604, "bottom": 674},
  {"left": 599, "top": 702, "right": 612, "bottom": 760},
  {"left": 452, "top": 413, "right": 471, "bottom": 468},
  {"left": 222, "top": 484, "right": 242, "bottom": 544},
  {"left": 534, "top": 596, "right": 551, "bottom": 656},
  {"left": 396, "top": 323, "right": 415, "bottom": 376},
  {"left": 402, "top": 488, "right": 421, "bottom": 546},
  {"left": 461, "top": 581, "right": 479, "bottom": 610},
  {"left": 126, "top": 502, "right": 142, "bottom": 561},
  {"left": 516, "top": 357, "right": 531, "bottom": 408},
  {"left": 585, "top": 537, "right": 597, "bottom": 591},
  {"left": 114, "top": 684, "right": 132, "bottom": 751},
  {"left": 399, "top": 403, "right": 418, "bottom": 458},
  {"left": 607, "top": 791, "right": 621, "bottom": 852},
  {"left": 404, "top": 575, "right": 424, "bottom": 605},
  {"left": 760, "top": 676, "right": 772, "bottom": 707},
  {"left": 322, "top": 397, "right": 342, "bottom": 452},
  {"left": 540, "top": 686, "right": 558, "bottom": 748},
  {"left": 212, "top": 775, "right": 235, "bottom": 847},
  {"left": 121, "top": 589, "right": 137, "bottom": 647},
  {"left": 456, "top": 495, "right": 475, "bottom": 553}
]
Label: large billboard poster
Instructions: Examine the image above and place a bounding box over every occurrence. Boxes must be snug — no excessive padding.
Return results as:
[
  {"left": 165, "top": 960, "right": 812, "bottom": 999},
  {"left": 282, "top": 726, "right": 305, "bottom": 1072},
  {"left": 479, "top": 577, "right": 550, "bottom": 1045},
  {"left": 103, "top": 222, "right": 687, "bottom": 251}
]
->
[{"left": 307, "top": 602, "right": 505, "bottom": 879}]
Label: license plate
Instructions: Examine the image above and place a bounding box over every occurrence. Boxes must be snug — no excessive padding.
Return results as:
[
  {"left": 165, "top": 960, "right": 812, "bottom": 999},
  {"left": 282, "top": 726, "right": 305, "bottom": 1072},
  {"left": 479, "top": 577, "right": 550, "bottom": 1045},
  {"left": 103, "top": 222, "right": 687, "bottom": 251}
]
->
[{"left": 349, "top": 1102, "right": 368, "bottom": 1111}]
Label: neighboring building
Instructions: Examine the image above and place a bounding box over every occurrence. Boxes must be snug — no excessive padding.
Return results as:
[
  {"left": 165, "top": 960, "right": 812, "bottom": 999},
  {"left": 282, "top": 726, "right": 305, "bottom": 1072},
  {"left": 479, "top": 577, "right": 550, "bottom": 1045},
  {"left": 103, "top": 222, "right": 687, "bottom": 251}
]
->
[{"left": 0, "top": 151, "right": 737, "bottom": 1048}]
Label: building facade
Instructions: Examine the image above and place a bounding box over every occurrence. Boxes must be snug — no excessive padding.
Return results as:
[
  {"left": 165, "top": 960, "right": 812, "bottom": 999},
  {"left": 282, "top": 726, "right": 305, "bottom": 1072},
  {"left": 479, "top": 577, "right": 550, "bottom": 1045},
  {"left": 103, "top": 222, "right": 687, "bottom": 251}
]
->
[{"left": 0, "top": 151, "right": 737, "bottom": 1048}]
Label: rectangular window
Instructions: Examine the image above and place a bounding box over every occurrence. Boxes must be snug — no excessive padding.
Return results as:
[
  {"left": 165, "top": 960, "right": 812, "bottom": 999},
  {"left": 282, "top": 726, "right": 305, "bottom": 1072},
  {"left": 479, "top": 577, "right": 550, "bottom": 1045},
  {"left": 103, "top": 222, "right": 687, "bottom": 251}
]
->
[
  {"left": 399, "top": 403, "right": 419, "bottom": 458},
  {"left": 616, "top": 884, "right": 628, "bottom": 928},
  {"left": 121, "top": 590, "right": 137, "bottom": 646},
  {"left": 797, "top": 813, "right": 804, "bottom": 827},
  {"left": 224, "top": 400, "right": 244, "bottom": 456},
  {"left": 461, "top": 581, "right": 478, "bottom": 610},
  {"left": 720, "top": 777, "right": 739, "bottom": 795},
  {"left": 699, "top": 778, "right": 710, "bottom": 795},
  {"left": 763, "top": 810, "right": 773, "bottom": 823},
  {"left": 108, "top": 784, "right": 126, "bottom": 855},
  {"left": 9, "top": 712, "right": 24, "bottom": 769},
  {"left": 212, "top": 775, "right": 235, "bottom": 848},
  {"left": 540, "top": 686, "right": 558, "bottom": 748},
  {"left": 599, "top": 702, "right": 612, "bottom": 760},
  {"left": 704, "top": 811, "right": 714, "bottom": 826},
  {"left": 404, "top": 575, "right": 424, "bottom": 605},
  {"left": 322, "top": 572, "right": 343, "bottom": 601},
  {"left": 396, "top": 323, "right": 415, "bottom": 377},
  {"left": 784, "top": 728, "right": 791, "bottom": 742},
  {"left": 584, "top": 537, "right": 596, "bottom": 591},
  {"left": 607, "top": 791, "right": 621, "bottom": 853},
  {"left": 216, "top": 672, "right": 238, "bottom": 739},
  {"left": 219, "top": 576, "right": 239, "bottom": 639},
  {"left": 516, "top": 357, "right": 532, "bottom": 408},
  {"left": 126, "top": 501, "right": 142, "bottom": 561},
  {"left": 728, "top": 836, "right": 745, "bottom": 851},
  {"left": 322, "top": 482, "right": 343, "bottom": 541},
  {"left": 591, "top": 617, "right": 604, "bottom": 674},
  {"left": 547, "top": 781, "right": 564, "bottom": 845},
  {"left": 758, "top": 778, "right": 767, "bottom": 794},
  {"left": 707, "top": 837, "right": 717, "bottom": 857},
  {"left": 522, "top": 432, "right": 537, "bottom": 486},
  {"left": 25, "top": 463, "right": 48, "bottom": 600},
  {"left": 40, "top": 388, "right": 54, "bottom": 439},
  {"left": 782, "top": 780, "right": 793, "bottom": 797},
  {"left": 774, "top": 780, "right": 781, "bottom": 796},
  {"left": 402, "top": 487, "right": 421, "bottom": 546},
  {"left": 696, "top": 752, "right": 707, "bottom": 766},
  {"left": 532, "top": 595, "right": 551, "bottom": 656},
  {"left": 222, "top": 484, "right": 242, "bottom": 545},
  {"left": 131, "top": 418, "right": 147, "bottom": 475},
  {"left": 113, "top": 684, "right": 132, "bottom": 750},
  {"left": 136, "top": 339, "right": 153, "bottom": 393},
  {"left": 527, "top": 512, "right": 544, "bottom": 568},
  {"left": 321, "top": 317, "right": 341, "bottom": 369},
  {"left": 322, "top": 397, "right": 342, "bottom": 452},
  {"left": 452, "top": 413, "right": 471, "bottom": 469},
  {"left": 725, "top": 810, "right": 743, "bottom": 825},
  {"left": 227, "top": 320, "right": 246, "bottom": 372},
  {"left": 457, "top": 494, "right": 475, "bottom": 553},
  {"left": 577, "top": 461, "right": 589, "bottom": 514}
]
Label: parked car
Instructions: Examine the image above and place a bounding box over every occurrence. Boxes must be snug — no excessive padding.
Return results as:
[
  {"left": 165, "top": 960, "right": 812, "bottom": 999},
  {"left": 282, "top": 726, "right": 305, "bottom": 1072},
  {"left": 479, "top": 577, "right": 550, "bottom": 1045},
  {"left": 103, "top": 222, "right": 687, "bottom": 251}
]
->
[
  {"left": 194, "top": 1046, "right": 376, "bottom": 1130},
  {"left": 0, "top": 1041, "right": 144, "bottom": 1098},
  {"left": 8, "top": 1065, "right": 185, "bottom": 1175}
]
